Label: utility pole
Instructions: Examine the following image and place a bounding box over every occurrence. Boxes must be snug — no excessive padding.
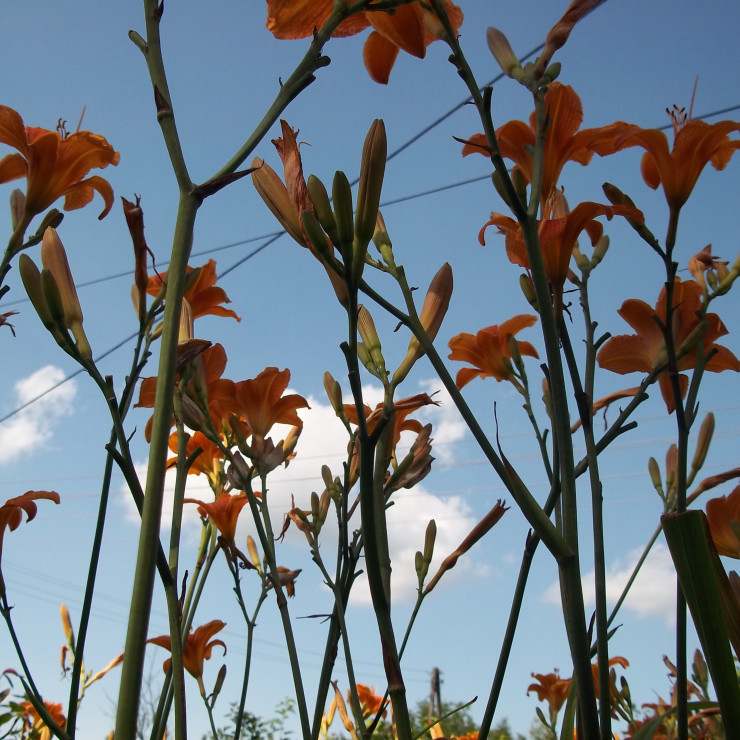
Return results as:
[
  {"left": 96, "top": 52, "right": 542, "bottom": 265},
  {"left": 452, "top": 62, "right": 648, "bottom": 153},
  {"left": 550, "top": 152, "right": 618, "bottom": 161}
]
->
[{"left": 428, "top": 667, "right": 442, "bottom": 720}]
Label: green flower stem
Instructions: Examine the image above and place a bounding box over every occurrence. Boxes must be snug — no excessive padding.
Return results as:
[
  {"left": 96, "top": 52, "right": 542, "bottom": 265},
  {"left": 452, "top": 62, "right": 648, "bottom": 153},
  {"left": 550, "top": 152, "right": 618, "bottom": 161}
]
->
[
  {"left": 0, "top": 212, "right": 32, "bottom": 300},
  {"left": 231, "top": 580, "right": 268, "bottom": 740},
  {"left": 165, "top": 408, "right": 192, "bottom": 740},
  {"left": 252, "top": 472, "right": 311, "bottom": 740},
  {"left": 314, "top": 554, "right": 367, "bottom": 736},
  {"left": 662, "top": 207, "right": 688, "bottom": 740},
  {"left": 311, "top": 483, "right": 362, "bottom": 740},
  {"left": 360, "top": 276, "right": 568, "bottom": 559},
  {"left": 65, "top": 428, "right": 116, "bottom": 737},
  {"left": 560, "top": 319, "right": 611, "bottom": 740},
  {"left": 516, "top": 88, "right": 597, "bottom": 735},
  {"left": 114, "top": 191, "right": 199, "bottom": 740},
  {"left": 342, "top": 282, "right": 411, "bottom": 740}
]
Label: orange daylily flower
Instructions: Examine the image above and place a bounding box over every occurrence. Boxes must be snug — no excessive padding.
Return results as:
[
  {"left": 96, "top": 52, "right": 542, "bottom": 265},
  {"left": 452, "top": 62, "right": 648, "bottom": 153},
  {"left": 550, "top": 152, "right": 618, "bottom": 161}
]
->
[
  {"left": 136, "top": 342, "right": 238, "bottom": 441},
  {"left": 597, "top": 277, "right": 740, "bottom": 413},
  {"left": 0, "top": 490, "right": 60, "bottom": 596},
  {"left": 527, "top": 671, "right": 571, "bottom": 716},
  {"left": 146, "top": 259, "right": 240, "bottom": 322},
  {"left": 265, "top": 1, "right": 463, "bottom": 85},
  {"left": 0, "top": 106, "right": 119, "bottom": 220},
  {"left": 355, "top": 683, "right": 388, "bottom": 718},
  {"left": 185, "top": 489, "right": 250, "bottom": 555},
  {"left": 448, "top": 315, "right": 539, "bottom": 389},
  {"left": 233, "top": 367, "right": 309, "bottom": 442},
  {"left": 591, "top": 107, "right": 740, "bottom": 210},
  {"left": 462, "top": 84, "right": 616, "bottom": 208},
  {"left": 148, "top": 620, "right": 227, "bottom": 695},
  {"left": 20, "top": 701, "right": 66, "bottom": 740},
  {"left": 706, "top": 485, "right": 740, "bottom": 558},
  {"left": 344, "top": 392, "right": 438, "bottom": 454},
  {"left": 169, "top": 430, "right": 226, "bottom": 487},
  {"left": 481, "top": 198, "right": 644, "bottom": 300}
]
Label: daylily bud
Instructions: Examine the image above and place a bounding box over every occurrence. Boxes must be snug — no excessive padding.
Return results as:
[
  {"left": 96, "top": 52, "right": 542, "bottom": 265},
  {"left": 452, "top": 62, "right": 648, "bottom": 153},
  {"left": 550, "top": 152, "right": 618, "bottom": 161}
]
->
[
  {"left": 41, "top": 228, "right": 92, "bottom": 359},
  {"left": 648, "top": 456, "right": 663, "bottom": 495},
  {"left": 251, "top": 158, "right": 305, "bottom": 245},
  {"left": 355, "top": 120, "right": 387, "bottom": 248},
  {"left": 357, "top": 306, "right": 386, "bottom": 378},
  {"left": 691, "top": 412, "right": 715, "bottom": 476},
  {"left": 307, "top": 175, "right": 340, "bottom": 246},
  {"left": 520, "top": 274, "right": 538, "bottom": 310},
  {"left": 492, "top": 170, "right": 514, "bottom": 208},
  {"left": 323, "top": 371, "right": 346, "bottom": 421},
  {"left": 486, "top": 27, "right": 522, "bottom": 78},
  {"left": 210, "top": 664, "right": 227, "bottom": 707},
  {"left": 541, "top": 61, "right": 562, "bottom": 84},
  {"left": 60, "top": 604, "right": 75, "bottom": 647},
  {"left": 41, "top": 267, "right": 66, "bottom": 326},
  {"left": 372, "top": 211, "right": 395, "bottom": 267},
  {"left": 332, "top": 170, "right": 355, "bottom": 257},
  {"left": 301, "top": 211, "right": 332, "bottom": 261},
  {"left": 10, "top": 189, "right": 25, "bottom": 230},
  {"left": 19, "top": 254, "right": 57, "bottom": 334},
  {"left": 393, "top": 263, "right": 453, "bottom": 385},
  {"left": 665, "top": 444, "right": 678, "bottom": 503},
  {"left": 511, "top": 169, "right": 528, "bottom": 205},
  {"left": 424, "top": 501, "right": 508, "bottom": 594},
  {"left": 590, "top": 235, "right": 610, "bottom": 268},
  {"left": 246, "top": 535, "right": 261, "bottom": 572},
  {"left": 423, "top": 519, "right": 437, "bottom": 566}
]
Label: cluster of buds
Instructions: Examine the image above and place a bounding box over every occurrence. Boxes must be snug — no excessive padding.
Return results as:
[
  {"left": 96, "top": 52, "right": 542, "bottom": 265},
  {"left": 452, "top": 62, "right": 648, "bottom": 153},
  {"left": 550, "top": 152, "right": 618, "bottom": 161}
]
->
[{"left": 19, "top": 227, "right": 92, "bottom": 360}]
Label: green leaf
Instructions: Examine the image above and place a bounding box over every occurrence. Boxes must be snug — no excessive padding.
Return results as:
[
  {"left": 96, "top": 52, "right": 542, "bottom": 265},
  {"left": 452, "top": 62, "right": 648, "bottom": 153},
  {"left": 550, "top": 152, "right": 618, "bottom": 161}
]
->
[{"left": 662, "top": 510, "right": 740, "bottom": 735}]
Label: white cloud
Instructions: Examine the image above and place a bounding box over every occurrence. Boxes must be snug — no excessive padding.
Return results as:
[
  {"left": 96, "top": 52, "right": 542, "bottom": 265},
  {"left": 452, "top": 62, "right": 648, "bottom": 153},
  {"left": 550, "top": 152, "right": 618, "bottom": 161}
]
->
[
  {"left": 119, "top": 385, "right": 479, "bottom": 602},
  {"left": 542, "top": 544, "right": 677, "bottom": 625},
  {"left": 0, "top": 366, "right": 77, "bottom": 463}
]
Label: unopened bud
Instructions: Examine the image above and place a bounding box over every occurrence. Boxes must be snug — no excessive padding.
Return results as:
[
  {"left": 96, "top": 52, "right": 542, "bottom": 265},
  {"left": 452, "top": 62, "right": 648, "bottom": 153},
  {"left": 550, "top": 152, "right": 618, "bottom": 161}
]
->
[
  {"left": 60, "top": 604, "right": 75, "bottom": 647},
  {"left": 393, "top": 263, "right": 453, "bottom": 385},
  {"left": 210, "top": 664, "right": 227, "bottom": 708},
  {"left": 251, "top": 158, "right": 305, "bottom": 245},
  {"left": 246, "top": 535, "right": 261, "bottom": 572},
  {"left": 323, "top": 371, "right": 346, "bottom": 421},
  {"left": 307, "top": 175, "right": 340, "bottom": 246},
  {"left": 357, "top": 306, "right": 386, "bottom": 378},
  {"left": 372, "top": 211, "right": 395, "bottom": 267},
  {"left": 541, "top": 61, "right": 561, "bottom": 84},
  {"left": 41, "top": 228, "right": 92, "bottom": 359},
  {"left": 691, "top": 412, "right": 715, "bottom": 476},
  {"left": 492, "top": 170, "right": 514, "bottom": 208},
  {"left": 355, "top": 120, "right": 386, "bottom": 249},
  {"left": 10, "top": 189, "right": 25, "bottom": 230},
  {"left": 648, "top": 456, "right": 663, "bottom": 494},
  {"left": 19, "top": 254, "right": 57, "bottom": 334},
  {"left": 486, "top": 26, "right": 522, "bottom": 78},
  {"left": 591, "top": 235, "right": 610, "bottom": 267},
  {"left": 332, "top": 170, "right": 355, "bottom": 257},
  {"left": 302, "top": 211, "right": 332, "bottom": 261},
  {"left": 520, "top": 274, "right": 538, "bottom": 310}
]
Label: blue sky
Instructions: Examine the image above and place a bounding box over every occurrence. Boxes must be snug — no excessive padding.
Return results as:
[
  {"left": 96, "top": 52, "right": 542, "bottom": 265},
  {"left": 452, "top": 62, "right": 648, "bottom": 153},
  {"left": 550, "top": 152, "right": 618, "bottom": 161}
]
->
[{"left": 2, "top": 1, "right": 740, "bottom": 738}]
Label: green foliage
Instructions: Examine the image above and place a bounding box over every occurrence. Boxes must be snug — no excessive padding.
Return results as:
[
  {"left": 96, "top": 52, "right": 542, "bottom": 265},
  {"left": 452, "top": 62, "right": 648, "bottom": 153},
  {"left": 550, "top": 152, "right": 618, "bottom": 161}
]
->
[
  {"left": 207, "top": 698, "right": 296, "bottom": 740},
  {"left": 332, "top": 699, "right": 525, "bottom": 740}
]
